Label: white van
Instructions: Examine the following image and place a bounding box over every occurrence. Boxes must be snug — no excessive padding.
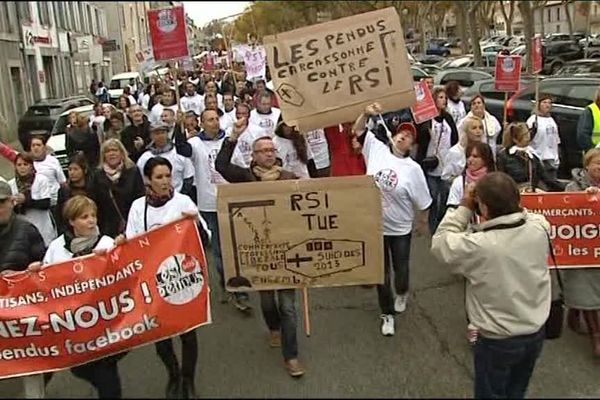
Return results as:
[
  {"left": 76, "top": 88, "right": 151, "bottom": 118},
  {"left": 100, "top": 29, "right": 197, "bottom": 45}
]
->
[{"left": 108, "top": 72, "right": 141, "bottom": 103}]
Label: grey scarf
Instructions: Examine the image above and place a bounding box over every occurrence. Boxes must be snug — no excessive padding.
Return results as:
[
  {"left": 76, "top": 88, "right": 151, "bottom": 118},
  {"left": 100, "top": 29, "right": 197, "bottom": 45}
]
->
[{"left": 69, "top": 226, "right": 101, "bottom": 256}]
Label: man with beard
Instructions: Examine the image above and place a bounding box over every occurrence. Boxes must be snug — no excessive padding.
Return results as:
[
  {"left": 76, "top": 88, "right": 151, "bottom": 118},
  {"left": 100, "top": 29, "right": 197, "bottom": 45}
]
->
[{"left": 180, "top": 82, "right": 203, "bottom": 116}]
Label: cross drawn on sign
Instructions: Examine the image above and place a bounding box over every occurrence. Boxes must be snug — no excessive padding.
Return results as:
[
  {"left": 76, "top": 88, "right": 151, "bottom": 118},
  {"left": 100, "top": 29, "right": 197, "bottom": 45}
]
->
[{"left": 287, "top": 253, "right": 313, "bottom": 268}]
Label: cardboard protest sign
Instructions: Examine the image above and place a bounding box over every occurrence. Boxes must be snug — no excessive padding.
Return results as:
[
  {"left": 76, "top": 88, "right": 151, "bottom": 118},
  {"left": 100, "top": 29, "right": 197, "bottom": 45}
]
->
[
  {"left": 531, "top": 36, "right": 543, "bottom": 74},
  {"left": 0, "top": 218, "right": 210, "bottom": 379},
  {"left": 495, "top": 55, "right": 522, "bottom": 92},
  {"left": 410, "top": 80, "right": 438, "bottom": 124},
  {"left": 148, "top": 6, "right": 189, "bottom": 61},
  {"left": 240, "top": 44, "right": 267, "bottom": 81},
  {"left": 522, "top": 192, "right": 600, "bottom": 269},
  {"left": 264, "top": 7, "right": 415, "bottom": 132},
  {"left": 217, "top": 176, "right": 384, "bottom": 291}
]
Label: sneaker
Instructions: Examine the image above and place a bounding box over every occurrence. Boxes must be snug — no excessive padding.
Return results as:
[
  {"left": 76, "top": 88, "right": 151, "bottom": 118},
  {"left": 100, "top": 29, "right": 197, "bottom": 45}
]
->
[
  {"left": 394, "top": 294, "right": 408, "bottom": 313},
  {"left": 284, "top": 358, "right": 305, "bottom": 378},
  {"left": 380, "top": 314, "right": 395, "bottom": 336},
  {"left": 467, "top": 323, "right": 479, "bottom": 346},
  {"left": 233, "top": 295, "right": 252, "bottom": 312},
  {"left": 269, "top": 330, "right": 281, "bottom": 348}
]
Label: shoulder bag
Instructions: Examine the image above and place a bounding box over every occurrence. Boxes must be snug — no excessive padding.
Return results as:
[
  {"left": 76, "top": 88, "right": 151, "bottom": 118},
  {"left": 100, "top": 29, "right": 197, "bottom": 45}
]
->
[{"left": 422, "top": 122, "right": 442, "bottom": 171}]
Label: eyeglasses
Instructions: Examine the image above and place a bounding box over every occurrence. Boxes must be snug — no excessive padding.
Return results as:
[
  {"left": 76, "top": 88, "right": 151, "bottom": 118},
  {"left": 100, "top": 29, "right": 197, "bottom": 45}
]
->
[{"left": 253, "top": 148, "right": 277, "bottom": 154}]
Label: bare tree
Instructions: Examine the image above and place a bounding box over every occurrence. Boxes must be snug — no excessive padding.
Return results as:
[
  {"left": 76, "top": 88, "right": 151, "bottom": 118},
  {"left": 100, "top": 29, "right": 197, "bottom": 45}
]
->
[
  {"left": 518, "top": 0, "right": 535, "bottom": 74},
  {"left": 469, "top": 1, "right": 484, "bottom": 66},
  {"left": 498, "top": 0, "right": 516, "bottom": 36},
  {"left": 563, "top": 0, "right": 575, "bottom": 39},
  {"left": 533, "top": 1, "right": 550, "bottom": 36},
  {"left": 455, "top": 2, "right": 470, "bottom": 54}
]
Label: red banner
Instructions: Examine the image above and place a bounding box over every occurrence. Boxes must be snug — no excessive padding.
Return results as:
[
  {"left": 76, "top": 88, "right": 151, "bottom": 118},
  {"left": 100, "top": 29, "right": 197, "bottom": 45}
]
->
[
  {"left": 495, "top": 55, "right": 522, "bottom": 92},
  {"left": 521, "top": 192, "right": 600, "bottom": 269},
  {"left": 410, "top": 80, "right": 439, "bottom": 124},
  {"left": 148, "top": 6, "right": 189, "bottom": 61},
  {"left": 0, "top": 218, "right": 210, "bottom": 379},
  {"left": 531, "top": 36, "right": 543, "bottom": 74},
  {"left": 203, "top": 54, "right": 215, "bottom": 72}
]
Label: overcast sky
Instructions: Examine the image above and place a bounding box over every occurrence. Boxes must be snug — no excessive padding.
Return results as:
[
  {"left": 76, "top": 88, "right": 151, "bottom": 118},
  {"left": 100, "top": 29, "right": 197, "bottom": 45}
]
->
[{"left": 183, "top": 1, "right": 251, "bottom": 27}]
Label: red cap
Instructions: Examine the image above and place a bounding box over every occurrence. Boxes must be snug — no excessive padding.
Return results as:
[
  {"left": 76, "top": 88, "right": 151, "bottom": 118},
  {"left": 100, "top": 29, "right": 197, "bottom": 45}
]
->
[{"left": 396, "top": 122, "right": 417, "bottom": 141}]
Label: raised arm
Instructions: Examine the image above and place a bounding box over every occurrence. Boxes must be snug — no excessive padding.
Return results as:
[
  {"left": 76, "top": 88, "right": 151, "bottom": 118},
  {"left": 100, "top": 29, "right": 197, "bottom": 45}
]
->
[
  {"left": 352, "top": 102, "right": 382, "bottom": 137},
  {"left": 215, "top": 118, "right": 252, "bottom": 183}
]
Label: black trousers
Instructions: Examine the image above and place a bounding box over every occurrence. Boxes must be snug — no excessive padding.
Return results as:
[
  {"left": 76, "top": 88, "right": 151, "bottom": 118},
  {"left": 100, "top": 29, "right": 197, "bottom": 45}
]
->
[
  {"left": 70, "top": 357, "right": 122, "bottom": 398},
  {"left": 154, "top": 330, "right": 198, "bottom": 380}
]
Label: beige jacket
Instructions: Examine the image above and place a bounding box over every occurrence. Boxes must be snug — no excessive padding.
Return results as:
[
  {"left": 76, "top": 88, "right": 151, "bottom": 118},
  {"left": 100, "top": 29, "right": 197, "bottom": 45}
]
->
[{"left": 431, "top": 206, "right": 551, "bottom": 339}]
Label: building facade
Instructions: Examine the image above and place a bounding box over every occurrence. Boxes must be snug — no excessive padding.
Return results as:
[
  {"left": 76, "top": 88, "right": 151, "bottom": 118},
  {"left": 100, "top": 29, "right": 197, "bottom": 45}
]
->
[{"left": 534, "top": 1, "right": 587, "bottom": 35}]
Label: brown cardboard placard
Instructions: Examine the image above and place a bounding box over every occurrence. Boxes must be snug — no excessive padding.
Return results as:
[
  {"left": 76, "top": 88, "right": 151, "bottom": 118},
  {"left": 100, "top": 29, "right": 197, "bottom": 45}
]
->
[
  {"left": 217, "top": 176, "right": 384, "bottom": 291},
  {"left": 264, "top": 7, "right": 416, "bottom": 132}
]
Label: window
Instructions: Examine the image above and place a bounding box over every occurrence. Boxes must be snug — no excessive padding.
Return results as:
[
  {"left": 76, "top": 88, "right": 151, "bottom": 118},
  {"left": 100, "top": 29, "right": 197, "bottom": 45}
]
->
[
  {"left": 38, "top": 2, "right": 50, "bottom": 26},
  {"left": 557, "top": 7, "right": 560, "bottom": 21},
  {"left": 16, "top": 2, "right": 30, "bottom": 21},
  {"left": 95, "top": 8, "right": 101, "bottom": 36},
  {"left": 79, "top": 3, "right": 87, "bottom": 33},
  {"left": 88, "top": 5, "right": 94, "bottom": 35},
  {"left": 72, "top": 2, "right": 80, "bottom": 31},
  {"left": 0, "top": 3, "right": 9, "bottom": 33},
  {"left": 547, "top": 9, "right": 551, "bottom": 22}
]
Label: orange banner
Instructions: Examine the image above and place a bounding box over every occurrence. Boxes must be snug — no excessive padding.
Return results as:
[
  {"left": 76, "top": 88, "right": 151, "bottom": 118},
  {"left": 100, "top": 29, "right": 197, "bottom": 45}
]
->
[
  {"left": 522, "top": 192, "right": 600, "bottom": 269},
  {"left": 0, "top": 218, "right": 210, "bottom": 380}
]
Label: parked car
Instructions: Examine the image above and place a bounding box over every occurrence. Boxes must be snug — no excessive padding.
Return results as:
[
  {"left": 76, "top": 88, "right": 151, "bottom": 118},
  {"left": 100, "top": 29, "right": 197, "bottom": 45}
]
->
[
  {"left": 480, "top": 44, "right": 508, "bottom": 54},
  {"left": 505, "top": 77, "right": 600, "bottom": 177},
  {"left": 426, "top": 39, "right": 451, "bottom": 57},
  {"left": 439, "top": 53, "right": 499, "bottom": 74},
  {"left": 545, "top": 32, "right": 586, "bottom": 43},
  {"left": 416, "top": 63, "right": 442, "bottom": 76},
  {"left": 579, "top": 33, "right": 600, "bottom": 47},
  {"left": 542, "top": 40, "right": 584, "bottom": 75},
  {"left": 108, "top": 71, "right": 142, "bottom": 104},
  {"left": 433, "top": 69, "right": 493, "bottom": 90},
  {"left": 411, "top": 66, "right": 430, "bottom": 82},
  {"left": 17, "top": 96, "right": 95, "bottom": 150},
  {"left": 414, "top": 54, "right": 446, "bottom": 65},
  {"left": 555, "top": 59, "right": 600, "bottom": 76}
]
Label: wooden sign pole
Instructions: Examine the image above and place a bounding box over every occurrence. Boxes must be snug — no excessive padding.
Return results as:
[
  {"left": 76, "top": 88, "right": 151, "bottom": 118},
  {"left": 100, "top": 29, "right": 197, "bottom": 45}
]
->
[{"left": 302, "top": 287, "right": 311, "bottom": 337}]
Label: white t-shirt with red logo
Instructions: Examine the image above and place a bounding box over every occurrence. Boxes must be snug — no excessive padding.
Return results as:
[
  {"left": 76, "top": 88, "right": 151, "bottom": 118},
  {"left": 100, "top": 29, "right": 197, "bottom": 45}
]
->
[
  {"left": 249, "top": 108, "right": 281, "bottom": 137},
  {"left": 363, "top": 131, "right": 432, "bottom": 236}
]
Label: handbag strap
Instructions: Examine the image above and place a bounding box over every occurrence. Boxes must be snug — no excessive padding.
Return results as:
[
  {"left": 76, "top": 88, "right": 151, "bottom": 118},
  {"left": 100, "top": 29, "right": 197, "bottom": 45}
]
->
[
  {"left": 546, "top": 231, "right": 564, "bottom": 297},
  {"left": 429, "top": 120, "right": 443, "bottom": 156}
]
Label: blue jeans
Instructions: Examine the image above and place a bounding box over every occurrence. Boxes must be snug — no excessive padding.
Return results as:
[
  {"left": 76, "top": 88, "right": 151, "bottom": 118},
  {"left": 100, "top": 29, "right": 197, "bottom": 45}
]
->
[
  {"left": 260, "top": 289, "right": 298, "bottom": 361},
  {"left": 474, "top": 329, "right": 544, "bottom": 399},
  {"left": 200, "top": 211, "right": 248, "bottom": 300},
  {"left": 426, "top": 175, "right": 449, "bottom": 234},
  {"left": 377, "top": 234, "right": 412, "bottom": 315}
]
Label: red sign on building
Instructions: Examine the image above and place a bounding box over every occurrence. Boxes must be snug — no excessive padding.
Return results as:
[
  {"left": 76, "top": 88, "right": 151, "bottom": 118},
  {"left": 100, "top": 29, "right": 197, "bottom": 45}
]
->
[
  {"left": 410, "top": 80, "right": 439, "bottom": 124},
  {"left": 531, "top": 36, "right": 543, "bottom": 74},
  {"left": 495, "top": 55, "right": 522, "bottom": 92},
  {"left": 148, "top": 6, "right": 189, "bottom": 61}
]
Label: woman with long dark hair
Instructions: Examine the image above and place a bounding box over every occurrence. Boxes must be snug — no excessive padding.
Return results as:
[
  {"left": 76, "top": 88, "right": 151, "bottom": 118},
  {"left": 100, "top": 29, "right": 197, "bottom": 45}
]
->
[
  {"left": 123, "top": 157, "right": 200, "bottom": 398},
  {"left": 447, "top": 142, "right": 496, "bottom": 208},
  {"left": 56, "top": 153, "right": 93, "bottom": 234}
]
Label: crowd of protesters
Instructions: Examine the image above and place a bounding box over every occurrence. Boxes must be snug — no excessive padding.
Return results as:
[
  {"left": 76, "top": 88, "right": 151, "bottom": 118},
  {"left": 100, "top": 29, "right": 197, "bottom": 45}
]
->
[{"left": 0, "top": 36, "right": 600, "bottom": 399}]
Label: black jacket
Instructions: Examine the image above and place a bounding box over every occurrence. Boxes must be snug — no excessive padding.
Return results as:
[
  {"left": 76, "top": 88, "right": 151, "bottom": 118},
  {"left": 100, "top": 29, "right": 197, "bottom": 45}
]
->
[
  {"left": 90, "top": 166, "right": 145, "bottom": 237},
  {"left": 496, "top": 148, "right": 565, "bottom": 192},
  {"left": 66, "top": 128, "right": 100, "bottom": 168},
  {"left": 415, "top": 111, "right": 459, "bottom": 164},
  {"left": 120, "top": 117, "right": 151, "bottom": 162},
  {"left": 0, "top": 216, "right": 46, "bottom": 272},
  {"left": 215, "top": 138, "right": 297, "bottom": 183}
]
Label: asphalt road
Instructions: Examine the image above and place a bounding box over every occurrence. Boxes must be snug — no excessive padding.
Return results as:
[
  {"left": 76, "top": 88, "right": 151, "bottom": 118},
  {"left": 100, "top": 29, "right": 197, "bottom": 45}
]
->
[{"left": 1, "top": 234, "right": 600, "bottom": 398}]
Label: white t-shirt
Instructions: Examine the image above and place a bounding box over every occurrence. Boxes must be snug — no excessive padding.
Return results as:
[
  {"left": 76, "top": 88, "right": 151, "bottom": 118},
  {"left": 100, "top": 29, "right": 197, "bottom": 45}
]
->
[
  {"left": 447, "top": 175, "right": 465, "bottom": 207},
  {"left": 136, "top": 148, "right": 194, "bottom": 193},
  {"left": 249, "top": 108, "right": 281, "bottom": 137},
  {"left": 43, "top": 235, "right": 114, "bottom": 265},
  {"left": 149, "top": 103, "right": 179, "bottom": 125},
  {"left": 199, "top": 93, "right": 224, "bottom": 111},
  {"left": 141, "top": 94, "right": 151, "bottom": 110},
  {"left": 126, "top": 192, "right": 199, "bottom": 236},
  {"left": 425, "top": 119, "right": 453, "bottom": 177},
  {"left": 9, "top": 174, "right": 57, "bottom": 246},
  {"left": 446, "top": 99, "right": 466, "bottom": 124},
  {"left": 127, "top": 95, "right": 137, "bottom": 106},
  {"left": 34, "top": 155, "right": 66, "bottom": 205},
  {"left": 220, "top": 113, "right": 235, "bottom": 133},
  {"left": 188, "top": 135, "right": 228, "bottom": 212},
  {"left": 305, "top": 129, "right": 330, "bottom": 170},
  {"left": 363, "top": 131, "right": 432, "bottom": 235},
  {"left": 441, "top": 143, "right": 465, "bottom": 182},
  {"left": 180, "top": 94, "right": 203, "bottom": 116},
  {"left": 527, "top": 114, "right": 560, "bottom": 165},
  {"left": 230, "top": 124, "right": 272, "bottom": 168}
]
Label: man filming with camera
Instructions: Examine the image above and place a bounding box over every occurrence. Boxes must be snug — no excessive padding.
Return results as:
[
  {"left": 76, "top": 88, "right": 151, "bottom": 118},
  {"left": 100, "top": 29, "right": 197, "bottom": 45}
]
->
[{"left": 431, "top": 172, "right": 551, "bottom": 399}]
